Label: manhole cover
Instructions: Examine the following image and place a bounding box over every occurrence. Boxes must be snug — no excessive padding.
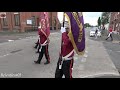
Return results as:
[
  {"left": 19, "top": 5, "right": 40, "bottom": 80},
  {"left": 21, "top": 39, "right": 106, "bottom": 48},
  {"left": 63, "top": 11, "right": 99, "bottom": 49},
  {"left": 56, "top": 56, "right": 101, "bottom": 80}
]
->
[{"left": 10, "top": 49, "right": 22, "bottom": 53}]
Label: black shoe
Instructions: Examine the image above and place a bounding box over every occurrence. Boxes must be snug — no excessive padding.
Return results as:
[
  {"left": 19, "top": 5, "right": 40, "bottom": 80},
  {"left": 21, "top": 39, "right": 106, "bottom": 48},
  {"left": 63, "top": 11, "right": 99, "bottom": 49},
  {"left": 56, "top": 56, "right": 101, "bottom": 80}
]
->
[
  {"left": 34, "top": 61, "right": 40, "bottom": 64},
  {"left": 44, "top": 61, "right": 50, "bottom": 65},
  {"left": 34, "top": 46, "right": 37, "bottom": 49},
  {"left": 36, "top": 51, "right": 39, "bottom": 53}
]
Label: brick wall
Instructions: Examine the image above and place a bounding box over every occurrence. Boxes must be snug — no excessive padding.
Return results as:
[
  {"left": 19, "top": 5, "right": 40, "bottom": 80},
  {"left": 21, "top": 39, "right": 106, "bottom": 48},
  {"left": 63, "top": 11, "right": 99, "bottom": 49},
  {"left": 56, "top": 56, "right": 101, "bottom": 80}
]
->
[
  {"left": 109, "top": 12, "right": 120, "bottom": 34},
  {"left": 0, "top": 12, "right": 60, "bottom": 32}
]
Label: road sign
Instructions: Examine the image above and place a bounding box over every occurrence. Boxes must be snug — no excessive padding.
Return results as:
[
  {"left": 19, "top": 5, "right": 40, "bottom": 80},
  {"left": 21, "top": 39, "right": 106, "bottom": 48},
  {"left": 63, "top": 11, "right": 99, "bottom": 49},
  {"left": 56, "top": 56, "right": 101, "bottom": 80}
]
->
[{"left": 0, "top": 12, "right": 6, "bottom": 18}]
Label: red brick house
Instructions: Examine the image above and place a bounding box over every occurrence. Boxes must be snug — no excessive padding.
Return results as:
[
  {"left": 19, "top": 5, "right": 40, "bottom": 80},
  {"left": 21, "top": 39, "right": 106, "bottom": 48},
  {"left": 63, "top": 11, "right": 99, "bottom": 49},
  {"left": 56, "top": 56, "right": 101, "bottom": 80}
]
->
[
  {"left": 109, "top": 12, "right": 120, "bottom": 34},
  {"left": 0, "top": 12, "right": 60, "bottom": 32}
]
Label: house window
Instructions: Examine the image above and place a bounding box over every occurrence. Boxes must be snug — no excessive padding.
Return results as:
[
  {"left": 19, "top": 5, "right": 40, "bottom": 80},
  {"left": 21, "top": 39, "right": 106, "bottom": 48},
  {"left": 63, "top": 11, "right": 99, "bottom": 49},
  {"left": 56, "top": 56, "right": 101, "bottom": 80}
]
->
[
  {"left": 14, "top": 14, "right": 20, "bottom": 26},
  {"left": 3, "top": 18, "right": 8, "bottom": 26}
]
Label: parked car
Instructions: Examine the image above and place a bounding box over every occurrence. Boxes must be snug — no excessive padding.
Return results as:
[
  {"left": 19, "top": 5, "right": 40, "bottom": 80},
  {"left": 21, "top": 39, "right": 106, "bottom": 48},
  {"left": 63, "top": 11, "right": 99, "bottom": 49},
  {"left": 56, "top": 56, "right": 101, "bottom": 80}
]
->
[
  {"left": 90, "top": 29, "right": 95, "bottom": 37},
  {"left": 90, "top": 28, "right": 101, "bottom": 37}
]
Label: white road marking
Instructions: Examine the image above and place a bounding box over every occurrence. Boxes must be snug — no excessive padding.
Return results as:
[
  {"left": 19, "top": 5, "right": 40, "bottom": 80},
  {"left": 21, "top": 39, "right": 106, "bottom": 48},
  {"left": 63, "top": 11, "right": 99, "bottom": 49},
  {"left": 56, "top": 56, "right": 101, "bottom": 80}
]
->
[
  {"left": 8, "top": 40, "right": 14, "bottom": 42},
  {"left": 0, "top": 54, "right": 10, "bottom": 58}
]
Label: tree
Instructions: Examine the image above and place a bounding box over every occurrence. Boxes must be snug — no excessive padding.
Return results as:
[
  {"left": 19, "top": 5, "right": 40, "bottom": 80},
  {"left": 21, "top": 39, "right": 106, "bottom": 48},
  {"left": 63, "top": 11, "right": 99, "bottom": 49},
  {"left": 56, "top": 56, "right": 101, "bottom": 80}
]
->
[
  {"left": 84, "top": 23, "right": 91, "bottom": 28},
  {"left": 101, "top": 12, "right": 110, "bottom": 28},
  {"left": 97, "top": 17, "right": 101, "bottom": 29}
]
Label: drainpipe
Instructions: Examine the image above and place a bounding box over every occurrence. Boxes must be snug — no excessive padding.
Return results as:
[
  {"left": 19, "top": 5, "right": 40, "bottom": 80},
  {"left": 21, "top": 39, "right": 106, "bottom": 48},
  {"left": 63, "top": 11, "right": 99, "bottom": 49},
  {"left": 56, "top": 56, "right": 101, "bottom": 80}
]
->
[{"left": 10, "top": 12, "right": 13, "bottom": 31}]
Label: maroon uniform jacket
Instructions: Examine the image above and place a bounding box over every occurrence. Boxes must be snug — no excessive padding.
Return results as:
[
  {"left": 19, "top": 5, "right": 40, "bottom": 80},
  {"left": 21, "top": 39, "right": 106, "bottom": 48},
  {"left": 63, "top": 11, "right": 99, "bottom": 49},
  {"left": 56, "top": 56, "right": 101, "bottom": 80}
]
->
[
  {"left": 109, "top": 28, "right": 113, "bottom": 33},
  {"left": 61, "top": 32, "right": 74, "bottom": 58},
  {"left": 38, "top": 28, "right": 47, "bottom": 45}
]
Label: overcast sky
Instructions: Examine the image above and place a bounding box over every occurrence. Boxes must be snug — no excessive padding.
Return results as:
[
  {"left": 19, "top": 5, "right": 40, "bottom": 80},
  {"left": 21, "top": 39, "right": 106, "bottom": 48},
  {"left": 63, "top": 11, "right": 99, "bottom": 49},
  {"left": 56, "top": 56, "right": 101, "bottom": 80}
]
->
[{"left": 58, "top": 12, "right": 102, "bottom": 26}]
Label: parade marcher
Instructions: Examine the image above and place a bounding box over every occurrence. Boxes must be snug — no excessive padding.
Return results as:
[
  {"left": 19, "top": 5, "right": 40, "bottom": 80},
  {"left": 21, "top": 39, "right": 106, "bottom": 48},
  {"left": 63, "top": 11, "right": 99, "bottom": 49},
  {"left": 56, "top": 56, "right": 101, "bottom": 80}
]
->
[
  {"left": 55, "top": 26, "right": 74, "bottom": 78},
  {"left": 55, "top": 12, "right": 85, "bottom": 78},
  {"left": 34, "top": 19, "right": 50, "bottom": 65},
  {"left": 106, "top": 27, "right": 113, "bottom": 41}
]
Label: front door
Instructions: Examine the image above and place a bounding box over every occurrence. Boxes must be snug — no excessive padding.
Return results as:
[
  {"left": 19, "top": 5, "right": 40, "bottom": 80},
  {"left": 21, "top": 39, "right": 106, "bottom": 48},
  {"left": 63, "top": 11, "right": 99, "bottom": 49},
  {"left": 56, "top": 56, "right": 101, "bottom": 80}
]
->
[
  {"left": 13, "top": 13, "right": 20, "bottom": 31},
  {"left": 1, "top": 18, "right": 9, "bottom": 31}
]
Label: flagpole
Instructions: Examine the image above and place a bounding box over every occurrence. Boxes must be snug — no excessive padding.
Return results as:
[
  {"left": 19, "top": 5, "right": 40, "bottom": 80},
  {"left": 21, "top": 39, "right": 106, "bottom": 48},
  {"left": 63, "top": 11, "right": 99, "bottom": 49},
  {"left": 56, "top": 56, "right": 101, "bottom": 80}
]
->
[
  {"left": 63, "top": 12, "right": 65, "bottom": 27},
  {"left": 60, "top": 12, "right": 65, "bottom": 58}
]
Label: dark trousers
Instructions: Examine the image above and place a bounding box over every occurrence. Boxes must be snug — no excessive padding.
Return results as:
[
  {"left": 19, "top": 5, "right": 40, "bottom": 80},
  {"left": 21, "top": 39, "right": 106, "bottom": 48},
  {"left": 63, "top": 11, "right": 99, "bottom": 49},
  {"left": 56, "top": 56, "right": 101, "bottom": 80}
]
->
[
  {"left": 37, "top": 45, "right": 50, "bottom": 63},
  {"left": 36, "top": 44, "right": 41, "bottom": 52},
  {"left": 35, "top": 39, "right": 39, "bottom": 48},
  {"left": 35, "top": 39, "right": 41, "bottom": 52},
  {"left": 55, "top": 57, "right": 74, "bottom": 78},
  {"left": 106, "top": 34, "right": 113, "bottom": 41}
]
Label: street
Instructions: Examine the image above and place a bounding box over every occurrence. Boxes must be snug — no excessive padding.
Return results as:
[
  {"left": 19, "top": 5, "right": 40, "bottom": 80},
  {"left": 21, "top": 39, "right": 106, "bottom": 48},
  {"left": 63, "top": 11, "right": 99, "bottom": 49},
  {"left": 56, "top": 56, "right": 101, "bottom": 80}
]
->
[
  {"left": 86, "top": 28, "right": 120, "bottom": 78},
  {"left": 0, "top": 29, "right": 120, "bottom": 78}
]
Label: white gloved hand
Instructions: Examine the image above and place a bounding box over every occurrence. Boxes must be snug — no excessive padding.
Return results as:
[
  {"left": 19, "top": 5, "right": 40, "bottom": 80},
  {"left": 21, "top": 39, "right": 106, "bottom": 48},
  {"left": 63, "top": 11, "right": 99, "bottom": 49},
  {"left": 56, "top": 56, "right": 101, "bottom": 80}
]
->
[{"left": 61, "top": 27, "right": 66, "bottom": 33}]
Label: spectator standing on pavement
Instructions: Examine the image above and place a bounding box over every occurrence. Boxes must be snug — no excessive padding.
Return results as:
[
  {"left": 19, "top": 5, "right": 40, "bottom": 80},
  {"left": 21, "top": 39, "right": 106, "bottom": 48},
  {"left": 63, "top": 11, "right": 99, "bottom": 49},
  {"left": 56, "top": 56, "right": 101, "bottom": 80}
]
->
[
  {"left": 106, "top": 27, "right": 113, "bottom": 41},
  {"left": 55, "top": 25, "right": 74, "bottom": 78}
]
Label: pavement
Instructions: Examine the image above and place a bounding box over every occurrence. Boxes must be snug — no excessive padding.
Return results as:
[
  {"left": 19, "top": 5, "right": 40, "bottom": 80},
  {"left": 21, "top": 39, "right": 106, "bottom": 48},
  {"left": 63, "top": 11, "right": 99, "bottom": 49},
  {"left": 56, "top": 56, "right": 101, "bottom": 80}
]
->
[
  {"left": 85, "top": 28, "right": 120, "bottom": 78},
  {"left": 73, "top": 31, "right": 120, "bottom": 78},
  {"left": 0, "top": 30, "right": 120, "bottom": 78}
]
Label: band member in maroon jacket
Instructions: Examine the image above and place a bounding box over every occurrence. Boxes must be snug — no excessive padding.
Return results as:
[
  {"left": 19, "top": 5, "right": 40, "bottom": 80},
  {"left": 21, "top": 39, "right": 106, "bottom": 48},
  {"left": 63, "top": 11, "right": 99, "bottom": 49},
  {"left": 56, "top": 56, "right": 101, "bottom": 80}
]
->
[
  {"left": 34, "top": 25, "right": 50, "bottom": 65},
  {"left": 55, "top": 26, "right": 74, "bottom": 78}
]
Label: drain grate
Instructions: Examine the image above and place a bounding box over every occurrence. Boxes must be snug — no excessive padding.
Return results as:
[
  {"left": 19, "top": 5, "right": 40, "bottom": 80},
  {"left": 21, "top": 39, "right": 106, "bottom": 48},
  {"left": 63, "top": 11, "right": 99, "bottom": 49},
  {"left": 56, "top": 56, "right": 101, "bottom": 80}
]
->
[{"left": 10, "top": 49, "right": 22, "bottom": 53}]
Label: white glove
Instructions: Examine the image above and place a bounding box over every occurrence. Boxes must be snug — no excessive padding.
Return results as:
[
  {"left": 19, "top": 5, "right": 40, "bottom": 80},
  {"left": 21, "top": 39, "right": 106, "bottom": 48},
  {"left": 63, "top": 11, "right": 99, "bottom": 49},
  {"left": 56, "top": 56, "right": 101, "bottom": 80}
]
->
[
  {"left": 38, "top": 26, "right": 41, "bottom": 28},
  {"left": 60, "top": 27, "right": 66, "bottom": 33}
]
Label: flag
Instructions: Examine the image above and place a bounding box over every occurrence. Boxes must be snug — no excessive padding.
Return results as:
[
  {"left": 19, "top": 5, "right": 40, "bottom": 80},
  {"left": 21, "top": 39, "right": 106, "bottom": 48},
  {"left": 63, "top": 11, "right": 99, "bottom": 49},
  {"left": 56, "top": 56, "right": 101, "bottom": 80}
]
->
[
  {"left": 44, "top": 12, "right": 50, "bottom": 37},
  {"left": 40, "top": 12, "right": 50, "bottom": 38},
  {"left": 64, "top": 12, "right": 85, "bottom": 55}
]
